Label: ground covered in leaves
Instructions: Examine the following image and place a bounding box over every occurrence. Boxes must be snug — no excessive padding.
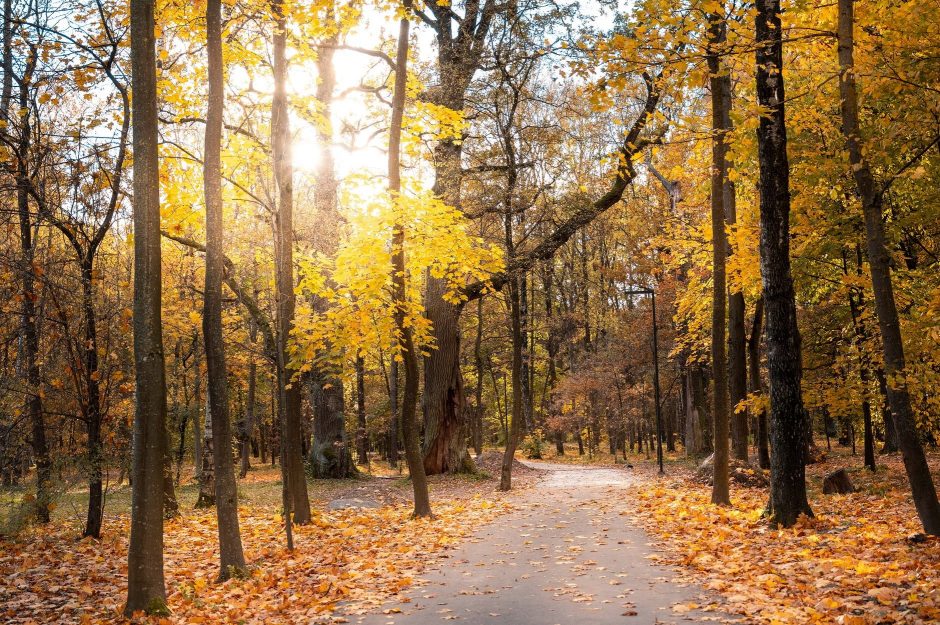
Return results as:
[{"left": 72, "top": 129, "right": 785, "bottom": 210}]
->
[
  {"left": 628, "top": 451, "right": 940, "bottom": 625},
  {"left": 0, "top": 467, "right": 523, "bottom": 624}
]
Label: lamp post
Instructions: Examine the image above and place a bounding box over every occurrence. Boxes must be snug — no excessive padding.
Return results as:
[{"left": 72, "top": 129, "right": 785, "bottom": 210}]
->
[{"left": 624, "top": 287, "right": 664, "bottom": 475}]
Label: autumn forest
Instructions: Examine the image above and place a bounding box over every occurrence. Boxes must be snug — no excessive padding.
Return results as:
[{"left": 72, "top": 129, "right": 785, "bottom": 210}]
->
[{"left": 1, "top": 0, "right": 939, "bottom": 622}]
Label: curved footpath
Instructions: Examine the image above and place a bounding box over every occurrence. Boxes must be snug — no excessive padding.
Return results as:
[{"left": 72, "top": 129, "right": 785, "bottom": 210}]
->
[{"left": 352, "top": 461, "right": 735, "bottom": 625}]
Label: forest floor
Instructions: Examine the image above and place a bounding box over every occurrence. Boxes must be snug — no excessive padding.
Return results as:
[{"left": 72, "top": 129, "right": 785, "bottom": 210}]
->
[{"left": 0, "top": 445, "right": 938, "bottom": 624}]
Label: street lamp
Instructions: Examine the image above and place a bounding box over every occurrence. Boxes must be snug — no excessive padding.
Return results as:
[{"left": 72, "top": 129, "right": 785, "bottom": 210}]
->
[{"left": 623, "top": 287, "right": 664, "bottom": 475}]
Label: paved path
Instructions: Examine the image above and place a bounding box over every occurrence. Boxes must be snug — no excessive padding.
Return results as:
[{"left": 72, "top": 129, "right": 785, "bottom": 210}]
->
[{"left": 353, "top": 462, "right": 730, "bottom": 625}]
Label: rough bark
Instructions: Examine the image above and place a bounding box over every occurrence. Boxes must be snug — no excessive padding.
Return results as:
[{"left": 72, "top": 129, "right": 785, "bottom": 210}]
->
[
  {"left": 707, "top": 10, "right": 731, "bottom": 505},
  {"left": 203, "top": 0, "right": 246, "bottom": 577},
  {"left": 12, "top": 47, "right": 52, "bottom": 525},
  {"left": 419, "top": 0, "right": 499, "bottom": 475},
  {"left": 309, "top": 34, "right": 355, "bottom": 478},
  {"left": 754, "top": 0, "right": 813, "bottom": 527},
  {"left": 837, "top": 0, "right": 940, "bottom": 534},
  {"left": 271, "top": 0, "right": 311, "bottom": 524},
  {"left": 126, "top": 0, "right": 168, "bottom": 611}
]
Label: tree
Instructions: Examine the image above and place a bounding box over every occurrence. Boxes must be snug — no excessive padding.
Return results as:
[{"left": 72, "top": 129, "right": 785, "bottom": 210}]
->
[
  {"left": 125, "top": 0, "right": 168, "bottom": 614},
  {"left": 271, "top": 0, "right": 311, "bottom": 525},
  {"left": 203, "top": 0, "right": 246, "bottom": 576},
  {"left": 389, "top": 0, "right": 432, "bottom": 518},
  {"left": 706, "top": 6, "right": 732, "bottom": 506},
  {"left": 753, "top": 0, "right": 812, "bottom": 527},
  {"left": 836, "top": 0, "right": 940, "bottom": 535}
]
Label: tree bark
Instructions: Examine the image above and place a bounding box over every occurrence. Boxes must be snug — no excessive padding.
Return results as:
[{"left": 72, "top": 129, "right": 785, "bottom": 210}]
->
[
  {"left": 748, "top": 298, "right": 770, "bottom": 470},
  {"left": 389, "top": 0, "right": 431, "bottom": 517},
  {"left": 707, "top": 10, "right": 731, "bottom": 505},
  {"left": 203, "top": 0, "right": 246, "bottom": 577},
  {"left": 126, "top": 0, "right": 168, "bottom": 611},
  {"left": 837, "top": 0, "right": 940, "bottom": 534},
  {"left": 356, "top": 355, "right": 368, "bottom": 465},
  {"left": 754, "top": 0, "right": 813, "bottom": 527},
  {"left": 13, "top": 48, "right": 52, "bottom": 525},
  {"left": 271, "top": 0, "right": 311, "bottom": 524},
  {"left": 309, "top": 32, "right": 355, "bottom": 479},
  {"left": 472, "top": 298, "right": 485, "bottom": 456}
]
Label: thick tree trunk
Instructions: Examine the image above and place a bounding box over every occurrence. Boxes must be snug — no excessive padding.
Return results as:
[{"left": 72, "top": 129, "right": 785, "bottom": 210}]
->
[
  {"left": 271, "top": 0, "right": 311, "bottom": 525},
  {"left": 837, "top": 0, "right": 940, "bottom": 534},
  {"left": 707, "top": 10, "right": 732, "bottom": 505},
  {"left": 423, "top": 282, "right": 472, "bottom": 474},
  {"left": 203, "top": 0, "right": 246, "bottom": 578},
  {"left": 307, "top": 371, "right": 355, "bottom": 477},
  {"left": 754, "top": 0, "right": 813, "bottom": 527},
  {"left": 309, "top": 34, "right": 354, "bottom": 478},
  {"left": 126, "top": 0, "right": 168, "bottom": 611},
  {"left": 390, "top": 0, "right": 431, "bottom": 517}
]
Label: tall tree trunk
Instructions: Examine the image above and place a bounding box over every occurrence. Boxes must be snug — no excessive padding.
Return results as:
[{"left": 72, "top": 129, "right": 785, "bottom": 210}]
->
[
  {"left": 310, "top": 33, "right": 355, "bottom": 479},
  {"left": 748, "top": 298, "right": 770, "bottom": 470},
  {"left": 81, "top": 259, "right": 104, "bottom": 537},
  {"left": 844, "top": 247, "right": 876, "bottom": 472},
  {"left": 193, "top": 333, "right": 203, "bottom": 481},
  {"left": 126, "top": 0, "right": 168, "bottom": 611},
  {"left": 500, "top": 203, "right": 523, "bottom": 491},
  {"left": 13, "top": 50, "right": 51, "bottom": 524},
  {"left": 707, "top": 10, "right": 731, "bottom": 505},
  {"left": 389, "top": 0, "right": 431, "bottom": 517},
  {"left": 472, "top": 298, "right": 485, "bottom": 456},
  {"left": 837, "top": 0, "right": 940, "bottom": 534},
  {"left": 271, "top": 0, "right": 311, "bottom": 525},
  {"left": 754, "top": 0, "right": 812, "bottom": 527},
  {"left": 420, "top": 1, "right": 497, "bottom": 476},
  {"left": 203, "top": 0, "right": 246, "bottom": 577}
]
